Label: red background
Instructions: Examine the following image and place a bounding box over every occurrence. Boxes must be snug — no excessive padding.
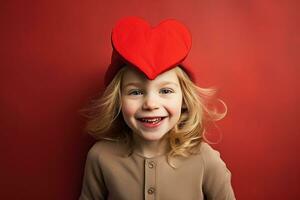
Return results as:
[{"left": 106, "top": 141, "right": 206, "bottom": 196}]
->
[{"left": 1, "top": 0, "right": 299, "bottom": 199}]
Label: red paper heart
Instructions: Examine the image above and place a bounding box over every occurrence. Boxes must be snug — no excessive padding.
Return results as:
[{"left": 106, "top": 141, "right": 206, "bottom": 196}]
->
[{"left": 111, "top": 16, "right": 192, "bottom": 80}]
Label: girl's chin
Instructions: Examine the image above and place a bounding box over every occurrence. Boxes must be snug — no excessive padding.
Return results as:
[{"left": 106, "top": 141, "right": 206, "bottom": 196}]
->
[
  {"left": 142, "top": 136, "right": 163, "bottom": 141},
  {"left": 131, "top": 127, "right": 171, "bottom": 142},
  {"left": 137, "top": 132, "right": 167, "bottom": 142}
]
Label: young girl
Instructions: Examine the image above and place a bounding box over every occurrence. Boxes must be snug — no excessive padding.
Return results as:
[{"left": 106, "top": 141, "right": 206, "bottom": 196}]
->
[{"left": 79, "top": 16, "right": 236, "bottom": 200}]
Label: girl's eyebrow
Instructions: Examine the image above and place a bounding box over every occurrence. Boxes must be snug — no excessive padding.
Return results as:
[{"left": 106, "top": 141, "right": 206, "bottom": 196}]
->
[
  {"left": 123, "top": 82, "right": 143, "bottom": 88},
  {"left": 158, "top": 81, "right": 179, "bottom": 87},
  {"left": 123, "top": 81, "right": 179, "bottom": 88}
]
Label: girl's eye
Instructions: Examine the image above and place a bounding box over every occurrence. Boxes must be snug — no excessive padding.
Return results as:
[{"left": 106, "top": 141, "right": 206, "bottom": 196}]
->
[
  {"left": 128, "top": 90, "right": 143, "bottom": 95},
  {"left": 160, "top": 88, "right": 174, "bottom": 94}
]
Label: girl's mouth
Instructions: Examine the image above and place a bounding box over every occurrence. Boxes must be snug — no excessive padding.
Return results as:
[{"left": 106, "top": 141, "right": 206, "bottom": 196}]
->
[{"left": 137, "top": 117, "right": 167, "bottom": 128}]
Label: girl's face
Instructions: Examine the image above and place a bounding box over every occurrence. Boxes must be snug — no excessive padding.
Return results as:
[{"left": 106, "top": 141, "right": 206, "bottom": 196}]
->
[{"left": 121, "top": 66, "right": 183, "bottom": 142}]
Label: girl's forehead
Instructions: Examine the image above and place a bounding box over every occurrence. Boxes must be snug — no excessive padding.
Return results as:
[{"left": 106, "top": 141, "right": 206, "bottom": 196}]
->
[{"left": 122, "top": 66, "right": 179, "bottom": 86}]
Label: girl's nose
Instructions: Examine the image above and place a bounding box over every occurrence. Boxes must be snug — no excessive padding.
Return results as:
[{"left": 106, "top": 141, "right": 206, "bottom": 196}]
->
[{"left": 142, "top": 94, "right": 159, "bottom": 110}]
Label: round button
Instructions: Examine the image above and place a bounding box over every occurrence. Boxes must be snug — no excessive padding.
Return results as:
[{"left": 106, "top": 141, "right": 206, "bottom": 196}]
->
[
  {"left": 148, "top": 161, "right": 155, "bottom": 168},
  {"left": 147, "top": 187, "right": 155, "bottom": 194}
]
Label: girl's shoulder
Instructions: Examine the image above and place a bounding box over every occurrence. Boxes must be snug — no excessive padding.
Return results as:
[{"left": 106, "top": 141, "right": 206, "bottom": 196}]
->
[
  {"left": 87, "top": 139, "right": 129, "bottom": 159},
  {"left": 197, "top": 142, "right": 231, "bottom": 174},
  {"left": 189, "top": 141, "right": 220, "bottom": 157},
  {"left": 171, "top": 142, "right": 224, "bottom": 168},
  {"left": 198, "top": 142, "right": 220, "bottom": 156}
]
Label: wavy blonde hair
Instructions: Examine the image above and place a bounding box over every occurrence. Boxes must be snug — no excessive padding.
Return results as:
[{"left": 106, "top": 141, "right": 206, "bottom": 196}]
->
[{"left": 79, "top": 66, "right": 227, "bottom": 168}]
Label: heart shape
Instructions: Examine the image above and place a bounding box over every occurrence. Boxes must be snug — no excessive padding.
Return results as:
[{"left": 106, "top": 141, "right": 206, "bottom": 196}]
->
[{"left": 109, "top": 16, "right": 192, "bottom": 81}]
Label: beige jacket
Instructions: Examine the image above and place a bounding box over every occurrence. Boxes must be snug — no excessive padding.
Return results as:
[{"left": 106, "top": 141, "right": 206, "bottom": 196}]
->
[{"left": 79, "top": 140, "right": 236, "bottom": 200}]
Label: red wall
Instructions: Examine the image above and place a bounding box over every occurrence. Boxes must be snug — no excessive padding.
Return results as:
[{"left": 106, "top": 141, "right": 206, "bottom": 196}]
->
[{"left": 1, "top": 0, "right": 299, "bottom": 199}]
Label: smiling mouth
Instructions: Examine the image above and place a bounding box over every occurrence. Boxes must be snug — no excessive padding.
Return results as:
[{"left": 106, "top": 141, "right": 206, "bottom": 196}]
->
[{"left": 137, "top": 117, "right": 167, "bottom": 124}]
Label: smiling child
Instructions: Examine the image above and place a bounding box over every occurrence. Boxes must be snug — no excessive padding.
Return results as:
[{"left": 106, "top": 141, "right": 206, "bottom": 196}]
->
[{"left": 79, "top": 16, "right": 236, "bottom": 200}]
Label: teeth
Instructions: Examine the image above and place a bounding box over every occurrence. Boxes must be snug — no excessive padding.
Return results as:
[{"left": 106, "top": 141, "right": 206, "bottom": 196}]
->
[{"left": 140, "top": 118, "right": 162, "bottom": 123}]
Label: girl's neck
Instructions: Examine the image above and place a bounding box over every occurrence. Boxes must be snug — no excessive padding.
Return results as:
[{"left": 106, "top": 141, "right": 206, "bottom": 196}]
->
[{"left": 132, "top": 134, "right": 170, "bottom": 158}]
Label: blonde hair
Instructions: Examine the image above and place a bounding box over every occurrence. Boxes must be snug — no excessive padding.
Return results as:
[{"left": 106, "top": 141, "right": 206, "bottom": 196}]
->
[{"left": 79, "top": 66, "right": 227, "bottom": 168}]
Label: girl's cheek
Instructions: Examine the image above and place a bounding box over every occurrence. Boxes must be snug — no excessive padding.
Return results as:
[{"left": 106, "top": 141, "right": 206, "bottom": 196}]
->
[
  {"left": 121, "top": 101, "right": 136, "bottom": 116},
  {"left": 165, "top": 98, "right": 182, "bottom": 112}
]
